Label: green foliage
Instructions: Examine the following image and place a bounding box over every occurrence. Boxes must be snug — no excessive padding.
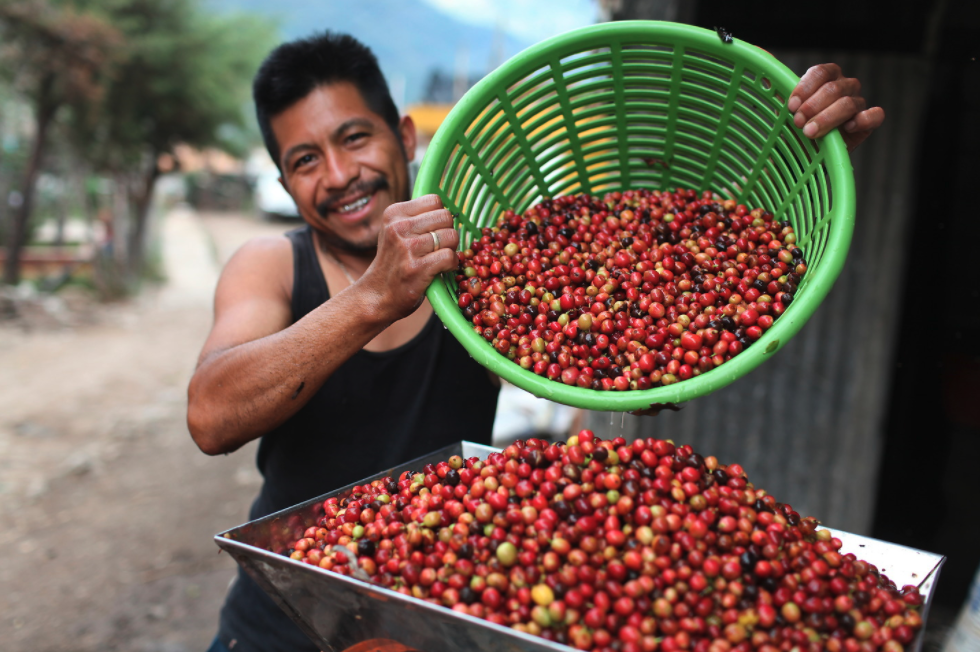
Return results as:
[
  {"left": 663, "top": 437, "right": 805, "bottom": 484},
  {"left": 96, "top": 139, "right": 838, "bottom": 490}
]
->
[
  {"left": 74, "top": 0, "right": 277, "bottom": 170},
  {"left": 0, "top": 0, "right": 276, "bottom": 286}
]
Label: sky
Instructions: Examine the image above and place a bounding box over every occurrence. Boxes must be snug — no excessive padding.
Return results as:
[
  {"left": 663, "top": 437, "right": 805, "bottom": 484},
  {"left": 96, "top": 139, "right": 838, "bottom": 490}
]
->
[{"left": 419, "top": 0, "right": 599, "bottom": 44}]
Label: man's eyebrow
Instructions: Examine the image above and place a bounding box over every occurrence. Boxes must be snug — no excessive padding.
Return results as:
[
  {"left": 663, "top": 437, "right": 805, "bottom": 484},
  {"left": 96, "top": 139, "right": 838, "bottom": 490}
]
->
[{"left": 333, "top": 117, "right": 375, "bottom": 137}]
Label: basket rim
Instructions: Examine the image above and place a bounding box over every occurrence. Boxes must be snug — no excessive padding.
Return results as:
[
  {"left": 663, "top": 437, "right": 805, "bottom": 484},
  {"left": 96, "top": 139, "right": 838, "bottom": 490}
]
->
[{"left": 415, "top": 20, "right": 855, "bottom": 411}]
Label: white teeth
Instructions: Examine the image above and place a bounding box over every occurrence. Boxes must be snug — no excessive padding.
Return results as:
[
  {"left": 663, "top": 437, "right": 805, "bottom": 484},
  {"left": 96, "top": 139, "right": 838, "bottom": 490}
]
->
[{"left": 339, "top": 195, "right": 370, "bottom": 213}]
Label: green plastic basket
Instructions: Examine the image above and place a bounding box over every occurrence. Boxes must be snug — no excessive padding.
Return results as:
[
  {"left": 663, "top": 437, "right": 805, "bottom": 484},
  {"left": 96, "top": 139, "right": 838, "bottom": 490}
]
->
[{"left": 415, "top": 21, "right": 855, "bottom": 411}]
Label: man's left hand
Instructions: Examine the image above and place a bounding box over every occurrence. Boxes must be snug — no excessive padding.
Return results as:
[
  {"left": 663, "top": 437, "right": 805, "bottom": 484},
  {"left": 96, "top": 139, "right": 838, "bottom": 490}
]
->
[{"left": 787, "top": 63, "right": 885, "bottom": 153}]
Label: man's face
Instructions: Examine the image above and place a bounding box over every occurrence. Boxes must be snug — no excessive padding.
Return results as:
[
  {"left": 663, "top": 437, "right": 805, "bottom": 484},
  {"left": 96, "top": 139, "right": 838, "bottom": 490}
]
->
[{"left": 271, "top": 82, "right": 416, "bottom": 254}]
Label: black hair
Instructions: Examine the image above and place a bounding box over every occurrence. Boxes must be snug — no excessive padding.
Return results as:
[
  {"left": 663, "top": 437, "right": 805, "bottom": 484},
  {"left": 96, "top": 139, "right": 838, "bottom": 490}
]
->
[{"left": 253, "top": 31, "right": 400, "bottom": 170}]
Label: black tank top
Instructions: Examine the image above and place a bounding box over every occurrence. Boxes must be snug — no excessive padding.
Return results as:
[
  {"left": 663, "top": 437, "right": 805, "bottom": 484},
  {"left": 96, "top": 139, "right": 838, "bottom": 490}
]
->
[{"left": 217, "top": 225, "right": 498, "bottom": 652}]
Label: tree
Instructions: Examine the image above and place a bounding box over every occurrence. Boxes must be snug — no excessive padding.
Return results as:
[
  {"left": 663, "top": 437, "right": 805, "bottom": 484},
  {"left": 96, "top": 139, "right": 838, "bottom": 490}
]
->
[
  {"left": 0, "top": 0, "right": 120, "bottom": 285},
  {"left": 72, "top": 0, "right": 274, "bottom": 280}
]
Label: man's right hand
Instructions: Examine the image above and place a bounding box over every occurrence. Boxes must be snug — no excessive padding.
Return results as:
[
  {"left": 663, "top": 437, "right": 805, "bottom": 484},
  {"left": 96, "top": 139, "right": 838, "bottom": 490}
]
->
[
  {"left": 186, "top": 196, "right": 463, "bottom": 455},
  {"left": 361, "top": 194, "right": 460, "bottom": 324}
]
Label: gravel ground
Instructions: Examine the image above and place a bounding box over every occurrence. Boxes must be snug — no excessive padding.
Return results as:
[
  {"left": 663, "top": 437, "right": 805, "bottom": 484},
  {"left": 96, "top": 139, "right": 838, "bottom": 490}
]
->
[{"left": 0, "top": 208, "right": 294, "bottom": 652}]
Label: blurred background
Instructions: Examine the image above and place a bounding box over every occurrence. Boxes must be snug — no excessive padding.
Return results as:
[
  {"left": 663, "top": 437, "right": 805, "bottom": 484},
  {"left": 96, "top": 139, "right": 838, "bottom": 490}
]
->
[{"left": 0, "top": 1, "right": 976, "bottom": 651}]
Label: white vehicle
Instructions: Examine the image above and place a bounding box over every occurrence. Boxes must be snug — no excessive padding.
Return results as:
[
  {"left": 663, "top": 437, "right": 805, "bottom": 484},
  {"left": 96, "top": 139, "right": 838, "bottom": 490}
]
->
[{"left": 254, "top": 170, "right": 300, "bottom": 220}]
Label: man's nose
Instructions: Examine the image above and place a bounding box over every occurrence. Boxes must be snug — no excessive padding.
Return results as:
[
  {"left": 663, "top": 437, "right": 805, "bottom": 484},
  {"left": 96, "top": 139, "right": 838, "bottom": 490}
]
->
[{"left": 321, "top": 149, "right": 359, "bottom": 191}]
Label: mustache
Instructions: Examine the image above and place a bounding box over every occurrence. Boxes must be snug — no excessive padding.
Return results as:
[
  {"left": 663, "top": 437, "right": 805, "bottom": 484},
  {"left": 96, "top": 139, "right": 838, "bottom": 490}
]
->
[{"left": 316, "top": 176, "right": 390, "bottom": 217}]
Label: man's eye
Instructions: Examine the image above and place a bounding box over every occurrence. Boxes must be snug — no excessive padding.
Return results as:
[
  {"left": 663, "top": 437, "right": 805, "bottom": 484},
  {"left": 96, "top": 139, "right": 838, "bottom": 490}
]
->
[
  {"left": 346, "top": 132, "right": 369, "bottom": 144},
  {"left": 294, "top": 154, "right": 315, "bottom": 169}
]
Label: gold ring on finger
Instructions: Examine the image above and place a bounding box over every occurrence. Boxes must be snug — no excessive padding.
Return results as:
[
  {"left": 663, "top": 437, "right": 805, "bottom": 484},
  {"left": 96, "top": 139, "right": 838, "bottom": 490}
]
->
[{"left": 431, "top": 231, "right": 440, "bottom": 251}]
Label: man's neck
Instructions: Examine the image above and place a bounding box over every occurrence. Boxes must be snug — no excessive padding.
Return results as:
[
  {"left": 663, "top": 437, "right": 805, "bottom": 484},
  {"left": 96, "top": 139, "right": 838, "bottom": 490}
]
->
[{"left": 312, "top": 229, "right": 375, "bottom": 275}]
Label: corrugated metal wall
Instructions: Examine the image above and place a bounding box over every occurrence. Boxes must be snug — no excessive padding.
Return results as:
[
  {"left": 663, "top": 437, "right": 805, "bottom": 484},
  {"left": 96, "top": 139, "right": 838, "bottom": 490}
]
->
[{"left": 586, "top": 53, "right": 930, "bottom": 534}]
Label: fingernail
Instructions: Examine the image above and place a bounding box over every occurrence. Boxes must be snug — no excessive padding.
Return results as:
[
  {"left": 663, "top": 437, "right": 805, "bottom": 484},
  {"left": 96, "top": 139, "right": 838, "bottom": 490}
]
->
[
  {"left": 843, "top": 120, "right": 857, "bottom": 132},
  {"left": 803, "top": 122, "right": 819, "bottom": 138},
  {"left": 787, "top": 95, "right": 801, "bottom": 112}
]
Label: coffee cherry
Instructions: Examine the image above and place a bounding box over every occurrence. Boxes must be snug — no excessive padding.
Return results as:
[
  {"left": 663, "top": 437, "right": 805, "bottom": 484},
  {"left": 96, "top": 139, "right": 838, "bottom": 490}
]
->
[
  {"left": 455, "top": 190, "right": 806, "bottom": 393},
  {"left": 282, "top": 432, "right": 923, "bottom": 651}
]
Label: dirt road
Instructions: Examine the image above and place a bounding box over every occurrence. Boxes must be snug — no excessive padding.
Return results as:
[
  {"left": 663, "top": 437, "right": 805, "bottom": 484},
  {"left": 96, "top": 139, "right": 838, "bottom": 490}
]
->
[{"left": 0, "top": 209, "right": 295, "bottom": 652}]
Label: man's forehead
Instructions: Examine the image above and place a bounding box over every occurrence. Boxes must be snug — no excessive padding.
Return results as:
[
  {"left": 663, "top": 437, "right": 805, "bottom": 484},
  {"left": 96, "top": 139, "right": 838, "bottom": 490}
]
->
[{"left": 271, "top": 82, "right": 385, "bottom": 144}]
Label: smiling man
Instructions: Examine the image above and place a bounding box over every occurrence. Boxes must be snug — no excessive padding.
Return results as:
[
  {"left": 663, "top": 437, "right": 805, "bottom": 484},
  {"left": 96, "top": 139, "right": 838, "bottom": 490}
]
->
[
  {"left": 187, "top": 30, "right": 883, "bottom": 652},
  {"left": 187, "top": 33, "right": 499, "bottom": 652}
]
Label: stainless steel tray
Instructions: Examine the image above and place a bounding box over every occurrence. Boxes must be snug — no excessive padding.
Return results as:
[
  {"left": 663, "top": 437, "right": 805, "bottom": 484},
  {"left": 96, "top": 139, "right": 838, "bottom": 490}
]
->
[{"left": 215, "top": 441, "right": 945, "bottom": 652}]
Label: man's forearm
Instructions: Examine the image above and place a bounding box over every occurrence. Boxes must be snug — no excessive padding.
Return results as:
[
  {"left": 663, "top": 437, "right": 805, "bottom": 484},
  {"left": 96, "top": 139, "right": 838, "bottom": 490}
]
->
[{"left": 187, "top": 286, "right": 390, "bottom": 455}]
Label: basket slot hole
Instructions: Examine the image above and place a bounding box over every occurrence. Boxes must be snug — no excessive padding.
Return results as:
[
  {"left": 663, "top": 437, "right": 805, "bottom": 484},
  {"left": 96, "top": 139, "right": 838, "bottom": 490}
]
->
[
  {"left": 522, "top": 116, "right": 565, "bottom": 149},
  {"left": 470, "top": 116, "right": 512, "bottom": 160},
  {"left": 563, "top": 67, "right": 613, "bottom": 91},
  {"left": 590, "top": 170, "right": 621, "bottom": 194},
  {"left": 758, "top": 155, "right": 792, "bottom": 206},
  {"left": 582, "top": 146, "right": 618, "bottom": 163},
  {"left": 729, "top": 103, "right": 774, "bottom": 146},
  {"left": 682, "top": 63, "right": 731, "bottom": 89},
  {"left": 783, "top": 123, "right": 816, "bottom": 165},
  {"left": 733, "top": 95, "right": 777, "bottom": 132},
  {"left": 525, "top": 118, "right": 571, "bottom": 151},
  {"left": 771, "top": 136, "right": 806, "bottom": 183},
  {"left": 708, "top": 159, "right": 749, "bottom": 200},
  {"left": 506, "top": 65, "right": 553, "bottom": 102},
  {"left": 469, "top": 97, "right": 505, "bottom": 136},
  {"left": 483, "top": 140, "right": 522, "bottom": 183},
  {"left": 772, "top": 92, "right": 787, "bottom": 117},
  {"left": 676, "top": 114, "right": 719, "bottom": 138},
  {"left": 568, "top": 93, "right": 616, "bottom": 118},
  {"left": 761, "top": 77, "right": 772, "bottom": 90},
  {"left": 745, "top": 175, "right": 778, "bottom": 217},
  {"left": 686, "top": 48, "right": 736, "bottom": 72},
  {"left": 544, "top": 165, "right": 582, "bottom": 192},
  {"left": 559, "top": 47, "right": 611, "bottom": 70},
  {"left": 715, "top": 149, "right": 756, "bottom": 187},
  {"left": 466, "top": 98, "right": 507, "bottom": 140},
  {"left": 796, "top": 179, "right": 821, "bottom": 254},
  {"left": 515, "top": 90, "right": 561, "bottom": 124},
  {"left": 674, "top": 135, "right": 713, "bottom": 155},
  {"left": 559, "top": 47, "right": 607, "bottom": 65},
  {"left": 678, "top": 82, "right": 726, "bottom": 106},
  {"left": 739, "top": 86, "right": 779, "bottom": 120},
  {"left": 620, "top": 60, "right": 673, "bottom": 76},
  {"left": 439, "top": 143, "right": 465, "bottom": 196},
  {"left": 718, "top": 146, "right": 755, "bottom": 177},
  {"left": 511, "top": 176, "right": 542, "bottom": 215},
  {"left": 622, "top": 71, "right": 671, "bottom": 86},
  {"left": 538, "top": 146, "right": 577, "bottom": 176},
  {"left": 625, "top": 113, "right": 669, "bottom": 129},
  {"left": 621, "top": 43, "right": 673, "bottom": 56},
  {"left": 578, "top": 126, "right": 618, "bottom": 151},
  {"left": 581, "top": 153, "right": 620, "bottom": 177}
]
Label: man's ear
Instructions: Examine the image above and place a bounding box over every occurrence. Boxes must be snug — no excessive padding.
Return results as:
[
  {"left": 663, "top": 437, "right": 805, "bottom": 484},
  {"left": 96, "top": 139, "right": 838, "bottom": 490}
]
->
[{"left": 398, "top": 114, "right": 418, "bottom": 162}]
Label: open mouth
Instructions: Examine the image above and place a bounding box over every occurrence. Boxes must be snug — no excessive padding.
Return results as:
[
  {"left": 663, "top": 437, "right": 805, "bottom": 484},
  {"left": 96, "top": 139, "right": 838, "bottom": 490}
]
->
[
  {"left": 317, "top": 177, "right": 390, "bottom": 221},
  {"left": 337, "top": 194, "right": 371, "bottom": 214}
]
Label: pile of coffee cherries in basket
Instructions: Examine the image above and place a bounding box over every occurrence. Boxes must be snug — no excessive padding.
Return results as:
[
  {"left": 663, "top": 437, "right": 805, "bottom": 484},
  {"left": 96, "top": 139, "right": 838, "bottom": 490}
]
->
[
  {"left": 285, "top": 433, "right": 924, "bottom": 652},
  {"left": 454, "top": 188, "right": 808, "bottom": 390}
]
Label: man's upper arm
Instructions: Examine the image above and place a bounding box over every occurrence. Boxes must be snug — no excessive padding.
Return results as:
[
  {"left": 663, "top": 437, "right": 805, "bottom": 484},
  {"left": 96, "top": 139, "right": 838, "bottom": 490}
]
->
[{"left": 197, "top": 235, "right": 294, "bottom": 367}]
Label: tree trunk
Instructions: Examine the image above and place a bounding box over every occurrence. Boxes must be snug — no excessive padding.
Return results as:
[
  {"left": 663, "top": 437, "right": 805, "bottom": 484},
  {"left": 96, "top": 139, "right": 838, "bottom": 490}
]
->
[
  {"left": 3, "top": 75, "right": 57, "bottom": 285},
  {"left": 126, "top": 158, "right": 160, "bottom": 277}
]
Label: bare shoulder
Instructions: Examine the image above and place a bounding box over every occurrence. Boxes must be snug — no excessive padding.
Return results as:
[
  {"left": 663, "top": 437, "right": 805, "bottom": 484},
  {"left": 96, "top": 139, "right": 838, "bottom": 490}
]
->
[
  {"left": 219, "top": 234, "right": 294, "bottom": 300},
  {"left": 197, "top": 233, "right": 296, "bottom": 365},
  {"left": 226, "top": 234, "right": 293, "bottom": 272}
]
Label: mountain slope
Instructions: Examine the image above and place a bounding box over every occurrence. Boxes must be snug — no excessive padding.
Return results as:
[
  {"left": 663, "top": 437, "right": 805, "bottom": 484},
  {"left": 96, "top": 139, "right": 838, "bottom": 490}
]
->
[{"left": 207, "top": 0, "right": 533, "bottom": 105}]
